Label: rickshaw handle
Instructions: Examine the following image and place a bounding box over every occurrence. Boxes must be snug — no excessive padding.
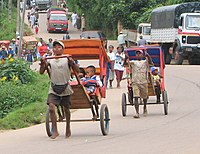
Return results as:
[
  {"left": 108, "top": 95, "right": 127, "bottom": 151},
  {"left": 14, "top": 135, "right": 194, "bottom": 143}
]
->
[{"left": 44, "top": 54, "right": 81, "bottom": 85}]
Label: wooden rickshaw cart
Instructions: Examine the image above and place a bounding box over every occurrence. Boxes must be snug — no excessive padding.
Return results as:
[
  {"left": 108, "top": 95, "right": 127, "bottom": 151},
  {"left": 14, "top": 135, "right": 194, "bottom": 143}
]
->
[
  {"left": 45, "top": 39, "right": 110, "bottom": 136},
  {"left": 121, "top": 46, "right": 169, "bottom": 116},
  {"left": 22, "top": 36, "right": 38, "bottom": 51}
]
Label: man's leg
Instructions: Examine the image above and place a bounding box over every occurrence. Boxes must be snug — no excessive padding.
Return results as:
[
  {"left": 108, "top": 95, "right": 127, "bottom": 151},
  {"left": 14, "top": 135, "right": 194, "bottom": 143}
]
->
[
  {"left": 140, "top": 84, "right": 148, "bottom": 116},
  {"left": 143, "top": 99, "right": 148, "bottom": 116},
  {"left": 64, "top": 107, "right": 71, "bottom": 138},
  {"left": 134, "top": 97, "right": 140, "bottom": 118},
  {"left": 49, "top": 103, "right": 59, "bottom": 139}
]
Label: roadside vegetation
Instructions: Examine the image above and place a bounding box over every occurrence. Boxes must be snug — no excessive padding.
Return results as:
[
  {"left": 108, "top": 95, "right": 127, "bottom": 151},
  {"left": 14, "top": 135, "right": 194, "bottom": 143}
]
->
[
  {"left": 68, "top": 0, "right": 195, "bottom": 38},
  {"left": 0, "top": 57, "right": 49, "bottom": 130}
]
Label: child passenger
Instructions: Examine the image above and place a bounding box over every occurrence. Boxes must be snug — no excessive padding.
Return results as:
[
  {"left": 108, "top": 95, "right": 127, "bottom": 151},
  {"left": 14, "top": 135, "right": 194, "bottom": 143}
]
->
[
  {"left": 151, "top": 67, "right": 161, "bottom": 103},
  {"left": 82, "top": 65, "right": 103, "bottom": 94},
  {"left": 128, "top": 49, "right": 153, "bottom": 118}
]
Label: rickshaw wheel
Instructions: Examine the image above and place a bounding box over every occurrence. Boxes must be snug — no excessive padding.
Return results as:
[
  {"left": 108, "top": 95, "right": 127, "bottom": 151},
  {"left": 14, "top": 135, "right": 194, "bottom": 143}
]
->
[
  {"left": 45, "top": 109, "right": 53, "bottom": 137},
  {"left": 121, "top": 93, "right": 127, "bottom": 117},
  {"left": 163, "top": 90, "right": 168, "bottom": 115},
  {"left": 100, "top": 104, "right": 110, "bottom": 136}
]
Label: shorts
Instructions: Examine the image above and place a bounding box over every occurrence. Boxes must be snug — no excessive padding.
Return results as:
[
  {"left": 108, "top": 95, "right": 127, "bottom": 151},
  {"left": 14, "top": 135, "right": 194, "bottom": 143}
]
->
[
  {"left": 115, "top": 70, "right": 123, "bottom": 81},
  {"left": 132, "top": 83, "right": 148, "bottom": 99},
  {"left": 47, "top": 93, "right": 71, "bottom": 108}
]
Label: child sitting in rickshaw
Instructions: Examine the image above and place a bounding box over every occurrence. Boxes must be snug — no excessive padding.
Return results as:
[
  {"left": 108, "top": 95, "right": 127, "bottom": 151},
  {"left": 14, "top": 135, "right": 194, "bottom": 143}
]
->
[
  {"left": 82, "top": 65, "right": 103, "bottom": 94},
  {"left": 151, "top": 66, "right": 162, "bottom": 103}
]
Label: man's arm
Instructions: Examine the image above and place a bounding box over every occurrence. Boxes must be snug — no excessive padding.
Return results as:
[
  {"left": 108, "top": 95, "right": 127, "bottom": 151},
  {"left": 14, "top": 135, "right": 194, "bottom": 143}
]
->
[
  {"left": 68, "top": 57, "right": 80, "bottom": 73},
  {"left": 145, "top": 53, "right": 154, "bottom": 66},
  {"left": 39, "top": 58, "right": 48, "bottom": 74}
]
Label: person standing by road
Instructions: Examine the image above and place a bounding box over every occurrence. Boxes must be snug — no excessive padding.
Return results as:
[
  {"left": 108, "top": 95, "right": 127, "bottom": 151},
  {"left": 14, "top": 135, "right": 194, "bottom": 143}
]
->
[
  {"left": 81, "top": 14, "right": 86, "bottom": 32},
  {"left": 71, "top": 12, "right": 78, "bottom": 28},
  {"left": 117, "top": 31, "right": 127, "bottom": 47},
  {"left": 137, "top": 35, "right": 147, "bottom": 46},
  {"left": 30, "top": 13, "right": 36, "bottom": 29},
  {"left": 114, "top": 45, "right": 125, "bottom": 88},
  {"left": 106, "top": 45, "right": 115, "bottom": 88},
  {"left": 39, "top": 41, "right": 79, "bottom": 139},
  {"left": 76, "top": 14, "right": 81, "bottom": 31}
]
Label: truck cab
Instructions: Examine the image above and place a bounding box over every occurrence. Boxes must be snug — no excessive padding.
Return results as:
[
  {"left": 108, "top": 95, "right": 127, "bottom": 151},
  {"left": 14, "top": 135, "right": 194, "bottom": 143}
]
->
[
  {"left": 176, "top": 13, "right": 200, "bottom": 64},
  {"left": 35, "top": 0, "right": 51, "bottom": 11},
  {"left": 137, "top": 23, "right": 151, "bottom": 43}
]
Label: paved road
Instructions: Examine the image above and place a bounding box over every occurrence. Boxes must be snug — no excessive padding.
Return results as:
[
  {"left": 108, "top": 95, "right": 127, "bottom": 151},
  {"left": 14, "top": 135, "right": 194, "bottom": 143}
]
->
[{"left": 1, "top": 12, "right": 200, "bottom": 154}]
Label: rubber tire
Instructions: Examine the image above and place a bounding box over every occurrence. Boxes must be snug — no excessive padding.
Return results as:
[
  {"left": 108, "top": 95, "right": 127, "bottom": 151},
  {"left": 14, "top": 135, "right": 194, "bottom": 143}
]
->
[
  {"left": 175, "top": 47, "right": 183, "bottom": 65},
  {"left": 45, "top": 109, "right": 53, "bottom": 137},
  {"left": 188, "top": 57, "right": 200, "bottom": 65},
  {"left": 162, "top": 90, "right": 168, "bottom": 115},
  {"left": 121, "top": 93, "right": 127, "bottom": 117},
  {"left": 100, "top": 104, "right": 110, "bottom": 136}
]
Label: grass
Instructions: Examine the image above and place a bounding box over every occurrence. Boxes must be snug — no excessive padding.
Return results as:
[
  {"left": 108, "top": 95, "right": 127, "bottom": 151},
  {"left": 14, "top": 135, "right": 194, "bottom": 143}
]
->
[{"left": 0, "top": 73, "right": 49, "bottom": 130}]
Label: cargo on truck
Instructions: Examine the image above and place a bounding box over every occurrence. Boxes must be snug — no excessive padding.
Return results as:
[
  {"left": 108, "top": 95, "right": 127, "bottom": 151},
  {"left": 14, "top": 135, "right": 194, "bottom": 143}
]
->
[{"left": 150, "top": 2, "right": 200, "bottom": 64}]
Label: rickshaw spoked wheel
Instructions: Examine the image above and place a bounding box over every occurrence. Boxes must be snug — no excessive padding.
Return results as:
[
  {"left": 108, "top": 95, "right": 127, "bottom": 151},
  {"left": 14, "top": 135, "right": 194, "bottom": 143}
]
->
[
  {"left": 100, "top": 104, "right": 110, "bottom": 136},
  {"left": 121, "top": 93, "right": 127, "bottom": 117},
  {"left": 162, "top": 90, "right": 168, "bottom": 115},
  {"left": 45, "top": 109, "right": 53, "bottom": 137}
]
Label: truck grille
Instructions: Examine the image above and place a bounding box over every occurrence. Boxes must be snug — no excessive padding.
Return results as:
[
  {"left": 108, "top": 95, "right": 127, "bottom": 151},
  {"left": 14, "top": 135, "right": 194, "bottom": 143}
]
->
[{"left": 187, "top": 36, "right": 200, "bottom": 44}]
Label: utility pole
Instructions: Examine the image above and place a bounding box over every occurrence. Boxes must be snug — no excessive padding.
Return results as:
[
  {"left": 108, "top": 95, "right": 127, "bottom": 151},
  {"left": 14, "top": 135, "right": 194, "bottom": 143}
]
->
[
  {"left": 1, "top": 0, "right": 3, "bottom": 11},
  {"left": 8, "top": 0, "right": 12, "bottom": 22},
  {"left": 16, "top": 0, "right": 20, "bottom": 38},
  {"left": 18, "top": 0, "right": 27, "bottom": 57}
]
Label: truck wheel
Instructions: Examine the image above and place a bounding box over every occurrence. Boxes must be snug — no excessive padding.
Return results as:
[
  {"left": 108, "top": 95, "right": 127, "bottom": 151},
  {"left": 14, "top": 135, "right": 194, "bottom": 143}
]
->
[
  {"left": 188, "top": 57, "right": 200, "bottom": 65},
  {"left": 174, "top": 47, "right": 183, "bottom": 65}
]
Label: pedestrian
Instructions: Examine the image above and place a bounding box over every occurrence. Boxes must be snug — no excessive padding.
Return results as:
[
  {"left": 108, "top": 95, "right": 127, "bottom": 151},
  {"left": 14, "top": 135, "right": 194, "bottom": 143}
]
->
[
  {"left": 35, "top": 19, "right": 39, "bottom": 34},
  {"left": 127, "top": 49, "right": 153, "bottom": 118},
  {"left": 39, "top": 40, "right": 79, "bottom": 139},
  {"left": 81, "top": 13, "right": 86, "bottom": 32},
  {"left": 63, "top": 31, "right": 70, "bottom": 40},
  {"left": 71, "top": 12, "right": 78, "bottom": 28},
  {"left": 106, "top": 45, "right": 115, "bottom": 88},
  {"left": 30, "top": 13, "right": 36, "bottom": 29},
  {"left": 0, "top": 46, "right": 8, "bottom": 60},
  {"left": 76, "top": 14, "right": 81, "bottom": 31},
  {"left": 117, "top": 31, "right": 127, "bottom": 47},
  {"left": 114, "top": 45, "right": 125, "bottom": 88},
  {"left": 9, "top": 39, "right": 16, "bottom": 54},
  {"left": 137, "top": 35, "right": 147, "bottom": 46},
  {"left": 47, "top": 38, "right": 53, "bottom": 50},
  {"left": 26, "top": 50, "right": 34, "bottom": 63},
  {"left": 38, "top": 42, "right": 48, "bottom": 57},
  {"left": 7, "top": 46, "right": 15, "bottom": 58},
  {"left": 27, "top": 12, "right": 31, "bottom": 26}
]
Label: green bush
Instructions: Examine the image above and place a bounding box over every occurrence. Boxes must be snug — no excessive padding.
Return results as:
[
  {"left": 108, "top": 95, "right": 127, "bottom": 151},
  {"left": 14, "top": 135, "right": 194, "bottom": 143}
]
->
[
  {"left": 0, "top": 57, "right": 35, "bottom": 83},
  {"left": 0, "top": 73, "right": 49, "bottom": 119}
]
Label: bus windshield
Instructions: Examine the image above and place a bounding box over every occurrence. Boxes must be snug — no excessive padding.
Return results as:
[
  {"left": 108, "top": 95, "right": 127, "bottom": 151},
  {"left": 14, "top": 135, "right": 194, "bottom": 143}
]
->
[{"left": 143, "top": 26, "right": 151, "bottom": 35}]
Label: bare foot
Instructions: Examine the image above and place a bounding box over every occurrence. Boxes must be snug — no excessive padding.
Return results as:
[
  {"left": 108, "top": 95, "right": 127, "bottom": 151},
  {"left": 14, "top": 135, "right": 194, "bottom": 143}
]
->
[
  {"left": 65, "top": 128, "right": 71, "bottom": 138},
  {"left": 143, "top": 109, "right": 148, "bottom": 117},
  {"left": 133, "top": 113, "right": 140, "bottom": 118},
  {"left": 50, "top": 132, "right": 59, "bottom": 139}
]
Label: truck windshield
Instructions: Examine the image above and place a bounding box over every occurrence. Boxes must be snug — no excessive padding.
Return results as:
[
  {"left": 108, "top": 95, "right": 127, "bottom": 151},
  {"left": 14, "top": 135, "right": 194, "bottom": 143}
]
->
[
  {"left": 143, "top": 26, "right": 151, "bottom": 35},
  {"left": 186, "top": 15, "right": 200, "bottom": 29},
  {"left": 50, "top": 14, "right": 67, "bottom": 21}
]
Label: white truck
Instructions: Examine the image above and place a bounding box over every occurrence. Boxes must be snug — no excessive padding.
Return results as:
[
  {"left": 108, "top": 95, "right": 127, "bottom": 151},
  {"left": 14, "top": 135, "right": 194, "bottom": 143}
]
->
[
  {"left": 122, "top": 23, "right": 151, "bottom": 46},
  {"left": 150, "top": 2, "right": 200, "bottom": 64}
]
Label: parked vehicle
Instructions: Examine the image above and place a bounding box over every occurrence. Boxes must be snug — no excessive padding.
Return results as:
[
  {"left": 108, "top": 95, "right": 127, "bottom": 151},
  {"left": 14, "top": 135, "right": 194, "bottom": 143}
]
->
[
  {"left": 122, "top": 23, "right": 151, "bottom": 46},
  {"left": 35, "top": 0, "right": 52, "bottom": 11},
  {"left": 22, "top": 36, "right": 38, "bottom": 50},
  {"left": 80, "top": 31, "right": 108, "bottom": 48},
  {"left": 47, "top": 7, "right": 66, "bottom": 19},
  {"left": 47, "top": 10, "right": 68, "bottom": 33},
  {"left": 0, "top": 40, "right": 10, "bottom": 49},
  {"left": 150, "top": 2, "right": 200, "bottom": 64}
]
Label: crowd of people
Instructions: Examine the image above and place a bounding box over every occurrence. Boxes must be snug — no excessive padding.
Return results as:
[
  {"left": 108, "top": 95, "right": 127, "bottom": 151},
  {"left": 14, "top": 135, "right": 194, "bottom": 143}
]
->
[{"left": 71, "top": 12, "right": 86, "bottom": 32}]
